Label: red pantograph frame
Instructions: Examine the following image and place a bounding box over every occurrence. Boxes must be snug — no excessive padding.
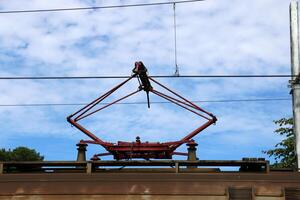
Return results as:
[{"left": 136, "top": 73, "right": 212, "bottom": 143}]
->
[{"left": 67, "top": 68, "right": 217, "bottom": 160}]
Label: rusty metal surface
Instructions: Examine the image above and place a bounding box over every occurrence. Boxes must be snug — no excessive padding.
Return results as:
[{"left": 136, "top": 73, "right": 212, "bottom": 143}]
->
[
  {"left": 0, "top": 195, "right": 229, "bottom": 200},
  {"left": 0, "top": 172, "right": 299, "bottom": 196},
  {"left": 285, "top": 187, "right": 300, "bottom": 200},
  {"left": 228, "top": 187, "right": 252, "bottom": 200}
]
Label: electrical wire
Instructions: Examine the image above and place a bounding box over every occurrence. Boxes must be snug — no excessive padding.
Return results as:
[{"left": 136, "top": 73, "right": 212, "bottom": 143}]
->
[
  {"left": 0, "top": 1, "right": 292, "bottom": 109},
  {"left": 173, "top": 3, "right": 179, "bottom": 76},
  {"left": 0, "top": 75, "right": 296, "bottom": 80},
  {"left": 0, "top": 98, "right": 291, "bottom": 107},
  {"left": 0, "top": 0, "right": 293, "bottom": 81},
  {"left": 0, "top": 0, "right": 206, "bottom": 14}
]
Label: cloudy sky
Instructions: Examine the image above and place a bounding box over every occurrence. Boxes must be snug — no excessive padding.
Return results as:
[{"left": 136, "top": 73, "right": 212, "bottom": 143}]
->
[{"left": 0, "top": 0, "right": 293, "bottom": 161}]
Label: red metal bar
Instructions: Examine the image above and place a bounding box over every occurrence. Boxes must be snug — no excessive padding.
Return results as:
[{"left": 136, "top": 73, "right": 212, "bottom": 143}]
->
[
  {"left": 67, "top": 118, "right": 110, "bottom": 146},
  {"left": 73, "top": 76, "right": 134, "bottom": 121},
  {"left": 151, "top": 89, "right": 211, "bottom": 120},
  {"left": 149, "top": 77, "right": 214, "bottom": 117},
  {"left": 74, "top": 89, "right": 114, "bottom": 121},
  {"left": 107, "top": 147, "right": 172, "bottom": 151},
  {"left": 152, "top": 89, "right": 200, "bottom": 110},
  {"left": 151, "top": 90, "right": 211, "bottom": 120},
  {"left": 76, "top": 89, "right": 141, "bottom": 121},
  {"left": 162, "top": 140, "right": 186, "bottom": 146},
  {"left": 81, "top": 140, "right": 99, "bottom": 144},
  {"left": 171, "top": 152, "right": 188, "bottom": 156},
  {"left": 173, "top": 118, "right": 216, "bottom": 149},
  {"left": 94, "top": 153, "right": 112, "bottom": 157}
]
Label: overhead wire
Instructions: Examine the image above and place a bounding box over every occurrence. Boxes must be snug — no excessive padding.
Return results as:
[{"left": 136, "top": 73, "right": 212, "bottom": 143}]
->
[
  {"left": 0, "top": 0, "right": 292, "bottom": 109},
  {"left": 0, "top": 98, "right": 291, "bottom": 107},
  {"left": 0, "top": 0, "right": 293, "bottom": 80},
  {"left": 0, "top": 74, "right": 296, "bottom": 80},
  {"left": 173, "top": 2, "right": 179, "bottom": 76},
  {"left": 0, "top": 0, "right": 206, "bottom": 14}
]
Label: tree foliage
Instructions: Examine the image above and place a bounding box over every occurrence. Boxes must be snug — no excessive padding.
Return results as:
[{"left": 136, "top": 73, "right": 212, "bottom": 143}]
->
[
  {"left": 0, "top": 147, "right": 44, "bottom": 161},
  {"left": 263, "top": 118, "right": 296, "bottom": 168}
]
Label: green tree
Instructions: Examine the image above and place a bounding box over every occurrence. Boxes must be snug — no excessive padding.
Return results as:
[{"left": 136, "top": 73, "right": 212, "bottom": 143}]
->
[
  {"left": 263, "top": 118, "right": 296, "bottom": 168},
  {"left": 0, "top": 147, "right": 44, "bottom": 161},
  {"left": 0, "top": 148, "right": 10, "bottom": 161}
]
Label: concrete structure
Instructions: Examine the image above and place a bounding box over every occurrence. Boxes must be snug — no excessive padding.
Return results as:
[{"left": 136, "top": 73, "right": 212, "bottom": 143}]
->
[{"left": 290, "top": 0, "right": 300, "bottom": 171}]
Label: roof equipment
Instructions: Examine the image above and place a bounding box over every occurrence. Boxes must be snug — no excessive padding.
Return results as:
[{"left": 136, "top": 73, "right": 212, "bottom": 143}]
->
[{"left": 67, "top": 61, "right": 217, "bottom": 160}]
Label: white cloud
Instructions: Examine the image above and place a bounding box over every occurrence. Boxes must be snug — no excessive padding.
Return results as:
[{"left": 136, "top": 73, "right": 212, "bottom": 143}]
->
[{"left": 0, "top": 0, "right": 293, "bottom": 159}]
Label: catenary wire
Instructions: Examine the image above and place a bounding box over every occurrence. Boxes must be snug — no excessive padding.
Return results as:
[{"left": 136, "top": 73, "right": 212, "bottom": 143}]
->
[
  {"left": 0, "top": 0, "right": 206, "bottom": 14},
  {"left": 0, "top": 75, "right": 296, "bottom": 80},
  {"left": 0, "top": 1, "right": 294, "bottom": 80},
  {"left": 173, "top": 3, "right": 179, "bottom": 76},
  {"left": 0, "top": 98, "right": 291, "bottom": 107}
]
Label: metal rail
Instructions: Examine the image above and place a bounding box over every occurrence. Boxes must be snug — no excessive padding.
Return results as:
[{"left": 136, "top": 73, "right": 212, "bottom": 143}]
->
[{"left": 0, "top": 159, "right": 270, "bottom": 174}]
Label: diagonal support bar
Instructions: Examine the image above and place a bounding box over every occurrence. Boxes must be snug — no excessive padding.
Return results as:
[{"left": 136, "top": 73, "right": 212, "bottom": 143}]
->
[
  {"left": 151, "top": 90, "right": 211, "bottom": 120},
  {"left": 149, "top": 76, "right": 214, "bottom": 117},
  {"left": 72, "top": 76, "right": 134, "bottom": 121},
  {"left": 76, "top": 89, "right": 141, "bottom": 121}
]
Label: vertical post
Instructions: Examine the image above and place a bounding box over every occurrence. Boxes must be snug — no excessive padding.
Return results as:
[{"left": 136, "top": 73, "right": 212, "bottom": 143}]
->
[
  {"left": 0, "top": 163, "right": 3, "bottom": 174},
  {"left": 175, "top": 162, "right": 180, "bottom": 173},
  {"left": 76, "top": 140, "right": 88, "bottom": 162},
  {"left": 290, "top": 0, "right": 300, "bottom": 171},
  {"left": 187, "top": 140, "right": 198, "bottom": 168},
  {"left": 265, "top": 160, "right": 270, "bottom": 173},
  {"left": 86, "top": 162, "right": 92, "bottom": 174}
]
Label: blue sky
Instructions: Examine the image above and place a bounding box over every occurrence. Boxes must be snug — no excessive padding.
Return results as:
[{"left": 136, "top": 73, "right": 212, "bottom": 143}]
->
[{"left": 0, "top": 0, "right": 293, "bottom": 162}]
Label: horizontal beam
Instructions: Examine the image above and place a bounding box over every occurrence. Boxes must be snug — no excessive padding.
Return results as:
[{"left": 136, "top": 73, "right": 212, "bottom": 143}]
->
[
  {"left": 0, "top": 159, "right": 270, "bottom": 174},
  {"left": 1, "top": 160, "right": 268, "bottom": 165}
]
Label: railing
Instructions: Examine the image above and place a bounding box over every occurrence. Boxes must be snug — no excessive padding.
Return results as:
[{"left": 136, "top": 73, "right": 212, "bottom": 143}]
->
[{"left": 0, "top": 159, "right": 270, "bottom": 174}]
